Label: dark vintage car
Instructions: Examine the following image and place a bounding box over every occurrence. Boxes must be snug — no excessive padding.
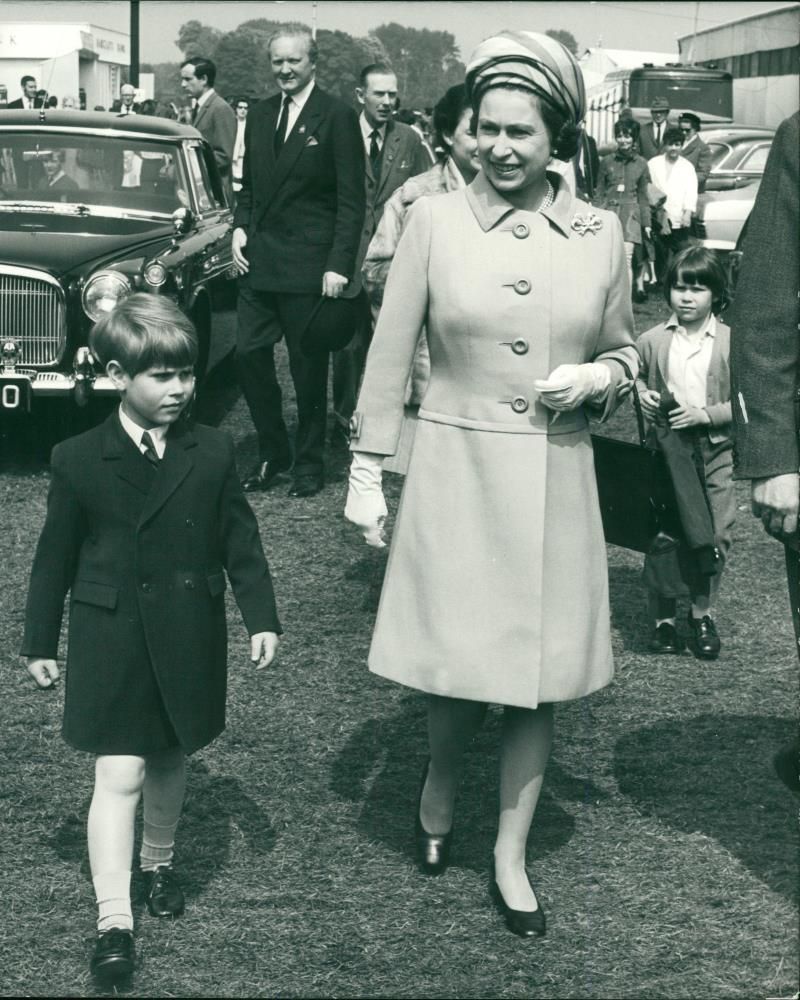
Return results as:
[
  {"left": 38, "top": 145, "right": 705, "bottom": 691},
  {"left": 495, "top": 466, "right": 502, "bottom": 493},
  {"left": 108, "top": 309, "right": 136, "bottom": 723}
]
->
[{"left": 0, "top": 110, "right": 236, "bottom": 416}]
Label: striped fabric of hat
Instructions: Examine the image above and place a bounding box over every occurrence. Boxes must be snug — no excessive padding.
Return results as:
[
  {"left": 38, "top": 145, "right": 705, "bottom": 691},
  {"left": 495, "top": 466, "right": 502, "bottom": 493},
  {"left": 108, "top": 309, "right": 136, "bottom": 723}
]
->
[{"left": 466, "top": 30, "right": 586, "bottom": 125}]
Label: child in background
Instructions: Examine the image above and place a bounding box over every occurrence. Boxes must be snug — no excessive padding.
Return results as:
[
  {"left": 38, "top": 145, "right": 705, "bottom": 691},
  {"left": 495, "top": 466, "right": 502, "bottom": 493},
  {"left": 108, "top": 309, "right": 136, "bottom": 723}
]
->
[
  {"left": 21, "top": 294, "right": 281, "bottom": 986},
  {"left": 636, "top": 247, "right": 734, "bottom": 659}
]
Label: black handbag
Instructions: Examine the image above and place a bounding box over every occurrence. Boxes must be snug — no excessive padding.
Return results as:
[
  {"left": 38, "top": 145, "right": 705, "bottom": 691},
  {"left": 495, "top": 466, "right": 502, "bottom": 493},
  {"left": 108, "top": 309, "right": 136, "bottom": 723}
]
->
[{"left": 591, "top": 362, "right": 680, "bottom": 553}]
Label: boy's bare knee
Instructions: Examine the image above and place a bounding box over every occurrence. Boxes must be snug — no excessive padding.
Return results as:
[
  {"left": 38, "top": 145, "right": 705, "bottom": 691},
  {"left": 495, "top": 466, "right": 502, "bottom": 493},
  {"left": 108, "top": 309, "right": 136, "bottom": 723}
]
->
[{"left": 95, "top": 754, "right": 146, "bottom": 797}]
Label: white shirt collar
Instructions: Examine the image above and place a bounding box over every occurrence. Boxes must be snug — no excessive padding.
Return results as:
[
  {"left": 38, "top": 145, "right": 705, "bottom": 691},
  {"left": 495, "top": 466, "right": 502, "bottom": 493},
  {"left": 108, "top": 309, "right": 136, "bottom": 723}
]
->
[
  {"left": 196, "top": 87, "right": 215, "bottom": 109},
  {"left": 359, "top": 112, "right": 386, "bottom": 142},
  {"left": 118, "top": 405, "right": 169, "bottom": 456},
  {"left": 281, "top": 78, "right": 315, "bottom": 111},
  {"left": 666, "top": 312, "right": 716, "bottom": 339}
]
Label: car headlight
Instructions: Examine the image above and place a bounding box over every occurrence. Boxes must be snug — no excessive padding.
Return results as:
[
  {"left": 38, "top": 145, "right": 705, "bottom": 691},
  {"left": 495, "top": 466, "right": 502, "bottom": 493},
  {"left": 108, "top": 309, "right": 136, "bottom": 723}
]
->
[
  {"left": 82, "top": 271, "right": 132, "bottom": 321},
  {"left": 144, "top": 261, "right": 168, "bottom": 288}
]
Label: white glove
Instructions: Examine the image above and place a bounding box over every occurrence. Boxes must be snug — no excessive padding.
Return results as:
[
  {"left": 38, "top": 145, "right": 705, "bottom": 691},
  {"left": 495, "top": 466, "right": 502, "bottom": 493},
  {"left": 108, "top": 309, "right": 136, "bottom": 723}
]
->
[
  {"left": 533, "top": 363, "right": 611, "bottom": 412},
  {"left": 345, "top": 452, "right": 388, "bottom": 548}
]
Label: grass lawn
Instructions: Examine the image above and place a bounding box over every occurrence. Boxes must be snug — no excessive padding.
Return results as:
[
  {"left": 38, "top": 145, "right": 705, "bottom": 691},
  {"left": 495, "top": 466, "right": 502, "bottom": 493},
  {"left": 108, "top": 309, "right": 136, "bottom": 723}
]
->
[{"left": 0, "top": 293, "right": 797, "bottom": 998}]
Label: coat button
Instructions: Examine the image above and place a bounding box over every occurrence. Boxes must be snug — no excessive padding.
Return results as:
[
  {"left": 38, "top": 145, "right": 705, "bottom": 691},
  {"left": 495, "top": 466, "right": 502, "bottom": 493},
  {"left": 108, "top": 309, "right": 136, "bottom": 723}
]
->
[
  {"left": 511, "top": 396, "right": 529, "bottom": 413},
  {"left": 184, "top": 579, "right": 195, "bottom": 590},
  {"left": 141, "top": 582, "right": 152, "bottom": 593},
  {"left": 185, "top": 517, "right": 195, "bottom": 527},
  {"left": 513, "top": 279, "right": 531, "bottom": 295},
  {"left": 511, "top": 338, "right": 529, "bottom": 355},
  {"left": 513, "top": 222, "right": 530, "bottom": 239}
]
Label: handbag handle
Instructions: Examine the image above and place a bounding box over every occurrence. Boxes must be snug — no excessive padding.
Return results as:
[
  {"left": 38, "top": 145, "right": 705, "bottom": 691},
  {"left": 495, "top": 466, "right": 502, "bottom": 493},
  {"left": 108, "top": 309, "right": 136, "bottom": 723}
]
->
[{"left": 612, "top": 357, "right": 647, "bottom": 447}]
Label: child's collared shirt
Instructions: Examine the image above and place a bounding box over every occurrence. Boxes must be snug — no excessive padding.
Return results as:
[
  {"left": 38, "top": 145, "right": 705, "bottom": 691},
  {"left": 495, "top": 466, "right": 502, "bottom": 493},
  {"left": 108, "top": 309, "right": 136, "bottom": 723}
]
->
[
  {"left": 118, "top": 405, "right": 169, "bottom": 459},
  {"left": 665, "top": 312, "right": 716, "bottom": 409}
]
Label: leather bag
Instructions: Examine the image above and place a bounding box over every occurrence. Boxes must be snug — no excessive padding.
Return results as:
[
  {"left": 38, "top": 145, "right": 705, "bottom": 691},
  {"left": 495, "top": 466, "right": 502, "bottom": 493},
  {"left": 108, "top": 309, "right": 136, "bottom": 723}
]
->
[{"left": 591, "top": 361, "right": 680, "bottom": 553}]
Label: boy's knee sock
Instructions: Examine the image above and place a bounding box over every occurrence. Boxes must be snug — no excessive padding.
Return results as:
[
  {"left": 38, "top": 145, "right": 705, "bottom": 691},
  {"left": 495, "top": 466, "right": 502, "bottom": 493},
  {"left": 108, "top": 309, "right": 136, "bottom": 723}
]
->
[
  {"left": 140, "top": 818, "right": 180, "bottom": 871},
  {"left": 140, "top": 752, "right": 186, "bottom": 871},
  {"left": 93, "top": 870, "right": 133, "bottom": 933}
]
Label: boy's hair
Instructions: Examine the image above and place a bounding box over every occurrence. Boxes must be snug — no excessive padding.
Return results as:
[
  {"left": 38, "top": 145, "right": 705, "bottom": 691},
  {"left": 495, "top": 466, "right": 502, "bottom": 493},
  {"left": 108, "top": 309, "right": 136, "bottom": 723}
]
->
[
  {"left": 90, "top": 293, "right": 198, "bottom": 375},
  {"left": 664, "top": 246, "right": 729, "bottom": 314}
]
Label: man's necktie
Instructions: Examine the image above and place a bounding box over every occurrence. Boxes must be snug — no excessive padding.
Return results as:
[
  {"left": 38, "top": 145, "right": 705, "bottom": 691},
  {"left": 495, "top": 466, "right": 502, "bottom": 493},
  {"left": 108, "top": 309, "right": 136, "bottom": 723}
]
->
[
  {"left": 369, "top": 129, "right": 381, "bottom": 169},
  {"left": 656, "top": 124, "right": 662, "bottom": 146},
  {"left": 191, "top": 102, "right": 198, "bottom": 125},
  {"left": 141, "top": 431, "right": 160, "bottom": 466},
  {"left": 274, "top": 97, "right": 290, "bottom": 155}
]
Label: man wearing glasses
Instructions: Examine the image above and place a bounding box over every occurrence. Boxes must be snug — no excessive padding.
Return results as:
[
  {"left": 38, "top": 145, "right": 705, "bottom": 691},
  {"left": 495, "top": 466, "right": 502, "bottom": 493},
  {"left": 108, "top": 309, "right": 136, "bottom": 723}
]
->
[{"left": 678, "top": 113, "right": 712, "bottom": 193}]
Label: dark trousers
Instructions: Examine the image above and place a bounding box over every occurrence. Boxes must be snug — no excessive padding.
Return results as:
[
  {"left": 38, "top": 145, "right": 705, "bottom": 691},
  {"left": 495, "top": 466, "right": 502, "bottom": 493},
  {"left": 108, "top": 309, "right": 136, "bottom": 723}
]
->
[
  {"left": 236, "top": 283, "right": 327, "bottom": 478},
  {"left": 786, "top": 544, "right": 800, "bottom": 658},
  {"left": 331, "top": 295, "right": 372, "bottom": 429}
]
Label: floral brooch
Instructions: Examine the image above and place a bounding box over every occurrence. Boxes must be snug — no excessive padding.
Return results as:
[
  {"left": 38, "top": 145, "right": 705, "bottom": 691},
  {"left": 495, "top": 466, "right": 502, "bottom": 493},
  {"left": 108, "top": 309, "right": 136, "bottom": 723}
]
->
[{"left": 571, "top": 212, "right": 603, "bottom": 236}]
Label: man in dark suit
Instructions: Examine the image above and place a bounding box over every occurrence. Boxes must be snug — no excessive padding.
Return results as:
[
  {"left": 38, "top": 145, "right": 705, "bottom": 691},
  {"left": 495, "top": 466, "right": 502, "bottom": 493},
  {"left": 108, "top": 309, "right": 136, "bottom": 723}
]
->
[
  {"left": 573, "top": 131, "right": 600, "bottom": 201},
  {"left": 232, "top": 27, "right": 365, "bottom": 497},
  {"left": 36, "top": 150, "right": 79, "bottom": 192},
  {"left": 731, "top": 112, "right": 800, "bottom": 792},
  {"left": 678, "top": 113, "right": 713, "bottom": 193},
  {"left": 332, "top": 63, "right": 429, "bottom": 442},
  {"left": 638, "top": 96, "right": 672, "bottom": 160},
  {"left": 7, "top": 74, "right": 43, "bottom": 110},
  {"left": 180, "top": 57, "right": 236, "bottom": 194}
]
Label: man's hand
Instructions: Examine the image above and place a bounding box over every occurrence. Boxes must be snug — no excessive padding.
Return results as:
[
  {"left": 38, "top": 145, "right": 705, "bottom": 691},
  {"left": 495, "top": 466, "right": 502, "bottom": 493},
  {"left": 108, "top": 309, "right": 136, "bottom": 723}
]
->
[
  {"left": 668, "top": 404, "right": 711, "bottom": 430},
  {"left": 250, "top": 632, "right": 279, "bottom": 669},
  {"left": 752, "top": 473, "right": 800, "bottom": 539},
  {"left": 232, "top": 227, "right": 249, "bottom": 274},
  {"left": 681, "top": 210, "right": 693, "bottom": 228},
  {"left": 639, "top": 388, "right": 661, "bottom": 420},
  {"left": 322, "top": 272, "right": 348, "bottom": 298},
  {"left": 644, "top": 226, "right": 652, "bottom": 239},
  {"left": 26, "top": 657, "right": 59, "bottom": 689}
]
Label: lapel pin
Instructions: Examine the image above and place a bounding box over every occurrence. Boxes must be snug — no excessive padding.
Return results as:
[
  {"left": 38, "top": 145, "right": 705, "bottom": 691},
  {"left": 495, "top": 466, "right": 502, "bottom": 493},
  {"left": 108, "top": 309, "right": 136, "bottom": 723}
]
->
[{"left": 298, "top": 125, "right": 306, "bottom": 134}]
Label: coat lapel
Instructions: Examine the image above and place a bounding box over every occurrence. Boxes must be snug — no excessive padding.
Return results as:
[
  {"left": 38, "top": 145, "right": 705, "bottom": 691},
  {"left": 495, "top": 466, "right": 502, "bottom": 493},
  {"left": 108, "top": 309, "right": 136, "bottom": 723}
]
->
[
  {"left": 102, "top": 411, "right": 154, "bottom": 496},
  {"left": 376, "top": 122, "right": 399, "bottom": 200},
  {"left": 655, "top": 326, "right": 672, "bottom": 391},
  {"left": 263, "top": 87, "right": 325, "bottom": 209},
  {"left": 193, "top": 92, "right": 214, "bottom": 132},
  {"left": 138, "top": 421, "right": 197, "bottom": 529}
]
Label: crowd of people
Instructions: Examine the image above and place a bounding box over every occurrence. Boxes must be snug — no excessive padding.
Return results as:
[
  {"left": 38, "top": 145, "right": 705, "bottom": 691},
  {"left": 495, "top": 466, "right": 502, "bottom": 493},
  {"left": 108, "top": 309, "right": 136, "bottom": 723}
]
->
[{"left": 10, "top": 22, "right": 798, "bottom": 992}]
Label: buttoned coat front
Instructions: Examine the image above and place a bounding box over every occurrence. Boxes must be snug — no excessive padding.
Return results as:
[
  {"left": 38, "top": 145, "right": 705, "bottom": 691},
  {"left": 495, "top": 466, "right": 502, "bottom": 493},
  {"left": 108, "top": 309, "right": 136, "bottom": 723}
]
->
[
  {"left": 351, "top": 172, "right": 638, "bottom": 708},
  {"left": 21, "top": 415, "right": 281, "bottom": 755}
]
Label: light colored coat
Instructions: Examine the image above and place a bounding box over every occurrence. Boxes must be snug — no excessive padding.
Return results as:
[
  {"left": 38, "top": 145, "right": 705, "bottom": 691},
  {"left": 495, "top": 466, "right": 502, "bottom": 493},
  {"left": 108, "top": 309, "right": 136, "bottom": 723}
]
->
[{"left": 351, "top": 172, "right": 638, "bottom": 708}]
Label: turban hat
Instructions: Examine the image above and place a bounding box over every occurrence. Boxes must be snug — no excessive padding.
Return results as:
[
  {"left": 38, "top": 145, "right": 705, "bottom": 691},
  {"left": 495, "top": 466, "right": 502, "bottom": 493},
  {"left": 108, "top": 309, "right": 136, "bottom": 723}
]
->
[{"left": 465, "top": 30, "right": 586, "bottom": 125}]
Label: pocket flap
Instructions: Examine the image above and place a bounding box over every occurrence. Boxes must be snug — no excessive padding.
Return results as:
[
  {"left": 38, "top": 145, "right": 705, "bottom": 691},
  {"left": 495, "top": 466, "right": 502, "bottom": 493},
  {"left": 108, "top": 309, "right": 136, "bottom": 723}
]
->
[
  {"left": 72, "top": 580, "right": 119, "bottom": 609},
  {"left": 206, "top": 572, "right": 227, "bottom": 597}
]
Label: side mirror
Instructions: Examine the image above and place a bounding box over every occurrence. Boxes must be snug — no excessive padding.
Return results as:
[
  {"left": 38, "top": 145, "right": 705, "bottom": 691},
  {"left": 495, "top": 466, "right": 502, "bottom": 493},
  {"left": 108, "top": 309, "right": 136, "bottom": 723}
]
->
[{"left": 172, "top": 206, "right": 195, "bottom": 236}]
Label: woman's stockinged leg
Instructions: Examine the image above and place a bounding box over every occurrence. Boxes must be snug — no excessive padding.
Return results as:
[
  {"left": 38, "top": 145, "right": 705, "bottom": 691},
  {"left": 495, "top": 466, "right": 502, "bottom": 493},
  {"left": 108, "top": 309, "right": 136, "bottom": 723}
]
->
[
  {"left": 494, "top": 703, "right": 554, "bottom": 910},
  {"left": 421, "top": 694, "right": 487, "bottom": 835},
  {"left": 88, "top": 755, "right": 146, "bottom": 931}
]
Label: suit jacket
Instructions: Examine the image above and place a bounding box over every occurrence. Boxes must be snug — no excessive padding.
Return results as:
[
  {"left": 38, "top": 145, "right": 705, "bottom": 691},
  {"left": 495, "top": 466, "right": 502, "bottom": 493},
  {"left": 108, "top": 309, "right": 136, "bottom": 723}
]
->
[
  {"left": 731, "top": 111, "right": 800, "bottom": 479},
  {"left": 351, "top": 119, "right": 430, "bottom": 294},
  {"left": 36, "top": 173, "right": 79, "bottom": 192},
  {"left": 638, "top": 119, "right": 674, "bottom": 160},
  {"left": 21, "top": 414, "right": 281, "bottom": 755},
  {"left": 574, "top": 133, "right": 600, "bottom": 200},
  {"left": 680, "top": 135, "right": 713, "bottom": 192},
  {"left": 193, "top": 90, "right": 237, "bottom": 182},
  {"left": 635, "top": 319, "right": 732, "bottom": 444},
  {"left": 233, "top": 84, "right": 366, "bottom": 295},
  {"left": 7, "top": 97, "right": 44, "bottom": 109}
]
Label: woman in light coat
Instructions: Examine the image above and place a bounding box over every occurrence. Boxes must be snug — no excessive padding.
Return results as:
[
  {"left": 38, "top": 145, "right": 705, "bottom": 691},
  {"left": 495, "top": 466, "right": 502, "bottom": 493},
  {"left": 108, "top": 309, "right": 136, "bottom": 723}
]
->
[
  {"left": 345, "top": 32, "right": 638, "bottom": 937},
  {"left": 362, "top": 83, "right": 480, "bottom": 474}
]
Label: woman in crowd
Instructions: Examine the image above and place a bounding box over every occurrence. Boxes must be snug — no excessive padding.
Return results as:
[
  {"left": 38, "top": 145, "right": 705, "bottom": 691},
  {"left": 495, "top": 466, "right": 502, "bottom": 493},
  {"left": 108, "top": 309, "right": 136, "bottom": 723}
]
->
[
  {"left": 345, "top": 31, "right": 637, "bottom": 937},
  {"left": 361, "top": 82, "right": 480, "bottom": 473},
  {"left": 594, "top": 118, "right": 651, "bottom": 300}
]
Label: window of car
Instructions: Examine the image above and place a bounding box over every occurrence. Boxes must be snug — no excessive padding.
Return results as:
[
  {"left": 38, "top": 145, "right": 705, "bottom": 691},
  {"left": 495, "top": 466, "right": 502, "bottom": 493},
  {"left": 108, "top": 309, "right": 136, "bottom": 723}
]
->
[
  {"left": 737, "top": 143, "right": 771, "bottom": 173},
  {"left": 706, "top": 142, "right": 731, "bottom": 169},
  {"left": 185, "top": 144, "right": 225, "bottom": 214},
  {"left": 0, "top": 132, "right": 189, "bottom": 218}
]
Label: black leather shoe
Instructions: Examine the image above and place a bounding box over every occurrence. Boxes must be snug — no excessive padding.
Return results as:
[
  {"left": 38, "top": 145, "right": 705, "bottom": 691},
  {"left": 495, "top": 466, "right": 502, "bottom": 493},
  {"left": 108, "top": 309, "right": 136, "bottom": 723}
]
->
[
  {"left": 241, "top": 459, "right": 291, "bottom": 492},
  {"left": 288, "top": 475, "right": 324, "bottom": 498},
  {"left": 90, "top": 928, "right": 135, "bottom": 983},
  {"left": 687, "top": 613, "right": 721, "bottom": 659},
  {"left": 491, "top": 877, "right": 546, "bottom": 938},
  {"left": 649, "top": 622, "right": 683, "bottom": 654},
  {"left": 415, "top": 761, "right": 452, "bottom": 876},
  {"left": 330, "top": 423, "right": 350, "bottom": 450},
  {"left": 141, "top": 866, "right": 185, "bottom": 918}
]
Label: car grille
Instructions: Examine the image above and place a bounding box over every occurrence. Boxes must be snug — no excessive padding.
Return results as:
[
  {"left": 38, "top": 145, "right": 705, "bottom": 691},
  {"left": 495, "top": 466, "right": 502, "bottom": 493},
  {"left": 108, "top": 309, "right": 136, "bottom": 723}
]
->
[{"left": 0, "top": 267, "right": 66, "bottom": 366}]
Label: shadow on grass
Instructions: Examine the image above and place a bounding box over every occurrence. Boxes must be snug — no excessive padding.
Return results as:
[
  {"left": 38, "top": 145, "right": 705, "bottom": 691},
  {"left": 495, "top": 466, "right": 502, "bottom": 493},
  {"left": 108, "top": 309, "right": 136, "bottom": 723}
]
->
[
  {"left": 608, "top": 562, "right": 650, "bottom": 653},
  {"left": 51, "top": 759, "right": 275, "bottom": 900},
  {"left": 330, "top": 699, "right": 587, "bottom": 874},
  {"left": 614, "top": 714, "right": 798, "bottom": 901}
]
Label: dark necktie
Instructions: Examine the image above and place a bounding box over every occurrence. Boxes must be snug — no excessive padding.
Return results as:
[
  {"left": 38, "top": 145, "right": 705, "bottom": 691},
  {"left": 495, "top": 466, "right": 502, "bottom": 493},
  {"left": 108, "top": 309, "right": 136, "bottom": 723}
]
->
[
  {"left": 369, "top": 129, "right": 381, "bottom": 169},
  {"left": 274, "top": 97, "right": 290, "bottom": 155},
  {"left": 141, "top": 431, "right": 160, "bottom": 466},
  {"left": 656, "top": 124, "right": 662, "bottom": 146}
]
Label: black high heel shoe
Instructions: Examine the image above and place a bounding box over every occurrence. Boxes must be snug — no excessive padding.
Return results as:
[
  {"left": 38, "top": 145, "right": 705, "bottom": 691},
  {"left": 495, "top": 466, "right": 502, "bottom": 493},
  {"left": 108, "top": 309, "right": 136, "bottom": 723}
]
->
[
  {"left": 490, "top": 873, "right": 546, "bottom": 938},
  {"left": 414, "top": 760, "right": 452, "bottom": 876}
]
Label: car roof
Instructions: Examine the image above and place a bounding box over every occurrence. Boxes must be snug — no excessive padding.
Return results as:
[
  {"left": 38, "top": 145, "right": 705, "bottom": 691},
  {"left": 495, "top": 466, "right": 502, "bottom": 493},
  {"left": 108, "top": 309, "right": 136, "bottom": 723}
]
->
[
  {"left": 0, "top": 109, "right": 198, "bottom": 140},
  {"left": 701, "top": 126, "right": 775, "bottom": 141}
]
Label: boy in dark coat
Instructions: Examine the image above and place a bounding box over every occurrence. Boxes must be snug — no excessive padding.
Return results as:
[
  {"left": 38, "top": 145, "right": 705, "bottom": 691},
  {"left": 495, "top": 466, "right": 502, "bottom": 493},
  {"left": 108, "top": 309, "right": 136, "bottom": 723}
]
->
[{"left": 21, "top": 294, "right": 281, "bottom": 985}]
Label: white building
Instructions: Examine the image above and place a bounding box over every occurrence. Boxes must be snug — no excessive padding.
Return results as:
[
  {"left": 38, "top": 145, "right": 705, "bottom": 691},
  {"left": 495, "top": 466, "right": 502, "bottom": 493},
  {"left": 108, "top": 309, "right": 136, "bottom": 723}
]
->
[
  {"left": 678, "top": 4, "right": 799, "bottom": 126},
  {"left": 0, "top": 22, "right": 130, "bottom": 110}
]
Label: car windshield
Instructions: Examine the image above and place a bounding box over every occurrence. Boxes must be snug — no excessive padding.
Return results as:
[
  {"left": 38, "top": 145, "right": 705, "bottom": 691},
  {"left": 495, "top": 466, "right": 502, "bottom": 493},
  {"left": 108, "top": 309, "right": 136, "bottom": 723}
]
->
[
  {"left": 0, "top": 132, "right": 190, "bottom": 217},
  {"left": 706, "top": 142, "right": 731, "bottom": 169}
]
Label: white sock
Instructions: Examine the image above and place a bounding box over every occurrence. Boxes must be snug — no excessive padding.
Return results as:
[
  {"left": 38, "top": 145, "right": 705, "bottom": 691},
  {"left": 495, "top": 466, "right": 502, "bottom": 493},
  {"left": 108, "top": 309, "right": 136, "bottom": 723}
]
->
[
  {"left": 140, "top": 818, "right": 178, "bottom": 872},
  {"left": 93, "top": 870, "right": 133, "bottom": 933},
  {"left": 690, "top": 605, "right": 712, "bottom": 620}
]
